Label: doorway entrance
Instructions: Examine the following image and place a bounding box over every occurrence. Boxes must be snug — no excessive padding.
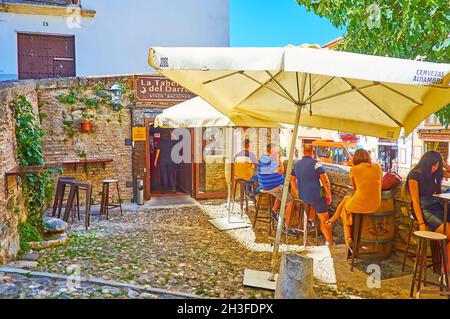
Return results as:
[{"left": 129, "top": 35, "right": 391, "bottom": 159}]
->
[
  {"left": 141, "top": 119, "right": 230, "bottom": 200},
  {"left": 146, "top": 124, "right": 192, "bottom": 198}
]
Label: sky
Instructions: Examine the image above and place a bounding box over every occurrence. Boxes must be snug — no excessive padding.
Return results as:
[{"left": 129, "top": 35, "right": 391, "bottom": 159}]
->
[{"left": 230, "top": 0, "right": 344, "bottom": 47}]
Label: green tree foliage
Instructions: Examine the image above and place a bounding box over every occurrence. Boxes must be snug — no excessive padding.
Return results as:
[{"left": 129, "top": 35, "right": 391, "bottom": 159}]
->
[{"left": 298, "top": 0, "right": 449, "bottom": 123}]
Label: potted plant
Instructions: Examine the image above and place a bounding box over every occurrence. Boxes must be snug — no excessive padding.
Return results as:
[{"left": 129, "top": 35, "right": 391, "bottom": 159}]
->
[{"left": 80, "top": 110, "right": 93, "bottom": 133}]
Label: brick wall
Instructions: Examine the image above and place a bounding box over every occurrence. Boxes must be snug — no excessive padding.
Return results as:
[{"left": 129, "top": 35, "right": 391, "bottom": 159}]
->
[
  {"left": 0, "top": 81, "right": 37, "bottom": 263},
  {"left": 37, "top": 77, "right": 134, "bottom": 203}
]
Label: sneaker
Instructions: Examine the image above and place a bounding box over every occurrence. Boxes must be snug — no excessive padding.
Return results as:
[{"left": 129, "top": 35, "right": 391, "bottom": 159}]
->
[
  {"left": 282, "top": 225, "right": 299, "bottom": 237},
  {"left": 271, "top": 210, "right": 278, "bottom": 221}
]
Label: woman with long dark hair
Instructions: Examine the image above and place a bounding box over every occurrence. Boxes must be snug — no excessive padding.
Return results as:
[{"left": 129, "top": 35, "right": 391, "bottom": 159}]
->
[{"left": 406, "top": 151, "right": 450, "bottom": 269}]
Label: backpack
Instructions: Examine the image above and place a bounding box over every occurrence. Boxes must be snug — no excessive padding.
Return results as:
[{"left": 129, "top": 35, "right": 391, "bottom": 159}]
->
[{"left": 382, "top": 172, "right": 402, "bottom": 191}]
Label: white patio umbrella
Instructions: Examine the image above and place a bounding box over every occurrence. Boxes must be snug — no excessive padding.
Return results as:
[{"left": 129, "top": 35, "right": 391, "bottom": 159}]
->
[
  {"left": 148, "top": 45, "right": 450, "bottom": 288},
  {"left": 154, "top": 96, "right": 283, "bottom": 128}
]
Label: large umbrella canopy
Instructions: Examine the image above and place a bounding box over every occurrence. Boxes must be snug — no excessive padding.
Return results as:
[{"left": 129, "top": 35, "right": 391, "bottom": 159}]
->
[
  {"left": 149, "top": 46, "right": 450, "bottom": 139},
  {"left": 154, "top": 96, "right": 282, "bottom": 128},
  {"left": 148, "top": 45, "right": 450, "bottom": 285}
]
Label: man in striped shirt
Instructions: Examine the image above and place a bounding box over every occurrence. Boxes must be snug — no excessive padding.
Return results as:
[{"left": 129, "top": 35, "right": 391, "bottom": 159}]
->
[{"left": 256, "top": 143, "right": 294, "bottom": 233}]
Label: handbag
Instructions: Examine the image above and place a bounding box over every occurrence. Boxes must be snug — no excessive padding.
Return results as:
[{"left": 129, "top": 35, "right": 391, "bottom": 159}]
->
[{"left": 381, "top": 172, "right": 402, "bottom": 191}]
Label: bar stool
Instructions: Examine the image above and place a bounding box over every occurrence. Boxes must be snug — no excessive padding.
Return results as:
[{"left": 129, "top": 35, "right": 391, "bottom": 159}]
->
[
  {"left": 253, "top": 191, "right": 274, "bottom": 235},
  {"left": 230, "top": 179, "right": 255, "bottom": 220},
  {"left": 289, "top": 198, "right": 319, "bottom": 247},
  {"left": 52, "top": 177, "right": 76, "bottom": 219},
  {"left": 349, "top": 212, "right": 366, "bottom": 272},
  {"left": 63, "top": 181, "right": 92, "bottom": 230},
  {"left": 402, "top": 214, "right": 418, "bottom": 272},
  {"left": 100, "top": 179, "right": 123, "bottom": 219},
  {"left": 410, "top": 230, "right": 449, "bottom": 298},
  {"left": 401, "top": 213, "right": 435, "bottom": 272}
]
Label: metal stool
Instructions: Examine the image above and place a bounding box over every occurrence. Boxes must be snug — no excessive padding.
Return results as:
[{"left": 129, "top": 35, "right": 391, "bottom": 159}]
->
[
  {"left": 52, "top": 177, "right": 76, "bottom": 219},
  {"left": 100, "top": 179, "right": 123, "bottom": 219},
  {"left": 410, "top": 231, "right": 449, "bottom": 298},
  {"left": 289, "top": 198, "right": 319, "bottom": 247},
  {"left": 253, "top": 191, "right": 274, "bottom": 235},
  {"left": 63, "top": 181, "right": 92, "bottom": 230},
  {"left": 230, "top": 179, "right": 255, "bottom": 221}
]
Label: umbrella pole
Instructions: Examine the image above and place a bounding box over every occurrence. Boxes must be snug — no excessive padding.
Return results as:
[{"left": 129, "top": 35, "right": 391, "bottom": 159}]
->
[
  {"left": 269, "top": 104, "right": 302, "bottom": 281},
  {"left": 227, "top": 127, "right": 233, "bottom": 212}
]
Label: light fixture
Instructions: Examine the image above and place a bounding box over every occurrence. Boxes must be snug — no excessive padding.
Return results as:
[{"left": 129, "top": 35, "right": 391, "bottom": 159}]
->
[{"left": 109, "top": 83, "right": 123, "bottom": 111}]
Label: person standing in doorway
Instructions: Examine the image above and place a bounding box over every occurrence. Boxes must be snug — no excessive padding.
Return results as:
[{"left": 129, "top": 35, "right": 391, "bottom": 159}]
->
[{"left": 154, "top": 130, "right": 176, "bottom": 193}]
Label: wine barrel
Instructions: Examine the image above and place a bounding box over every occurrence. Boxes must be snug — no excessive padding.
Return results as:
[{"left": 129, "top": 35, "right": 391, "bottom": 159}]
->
[{"left": 357, "top": 190, "right": 396, "bottom": 261}]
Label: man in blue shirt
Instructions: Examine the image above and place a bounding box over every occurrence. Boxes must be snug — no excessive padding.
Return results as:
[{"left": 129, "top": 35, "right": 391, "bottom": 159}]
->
[
  {"left": 290, "top": 144, "right": 334, "bottom": 245},
  {"left": 256, "top": 143, "right": 294, "bottom": 234}
]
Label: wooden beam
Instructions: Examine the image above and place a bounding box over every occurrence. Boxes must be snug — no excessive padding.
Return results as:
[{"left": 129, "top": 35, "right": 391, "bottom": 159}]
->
[{"left": 0, "top": 3, "right": 96, "bottom": 18}]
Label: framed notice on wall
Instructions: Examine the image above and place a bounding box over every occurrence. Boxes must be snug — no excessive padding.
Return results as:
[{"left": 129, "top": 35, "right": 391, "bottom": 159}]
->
[{"left": 132, "top": 127, "right": 147, "bottom": 141}]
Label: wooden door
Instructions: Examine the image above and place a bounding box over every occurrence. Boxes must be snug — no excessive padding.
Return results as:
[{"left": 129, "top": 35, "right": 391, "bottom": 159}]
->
[
  {"left": 17, "top": 33, "right": 75, "bottom": 80},
  {"left": 144, "top": 119, "right": 152, "bottom": 200}
]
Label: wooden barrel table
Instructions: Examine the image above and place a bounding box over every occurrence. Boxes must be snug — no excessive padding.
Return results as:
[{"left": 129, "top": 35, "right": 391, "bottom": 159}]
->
[{"left": 357, "top": 190, "right": 396, "bottom": 261}]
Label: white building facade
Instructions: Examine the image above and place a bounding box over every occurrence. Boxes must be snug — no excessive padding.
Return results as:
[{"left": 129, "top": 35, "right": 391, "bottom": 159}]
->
[{"left": 0, "top": 0, "right": 229, "bottom": 80}]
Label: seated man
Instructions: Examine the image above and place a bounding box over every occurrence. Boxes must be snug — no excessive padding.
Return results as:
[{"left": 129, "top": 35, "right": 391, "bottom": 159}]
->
[
  {"left": 234, "top": 139, "right": 258, "bottom": 195},
  {"left": 290, "top": 144, "right": 334, "bottom": 245},
  {"left": 256, "top": 143, "right": 295, "bottom": 234}
]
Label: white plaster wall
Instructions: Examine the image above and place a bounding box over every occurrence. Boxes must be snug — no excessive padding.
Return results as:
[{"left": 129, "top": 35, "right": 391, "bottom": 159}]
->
[{"left": 0, "top": 0, "right": 229, "bottom": 80}]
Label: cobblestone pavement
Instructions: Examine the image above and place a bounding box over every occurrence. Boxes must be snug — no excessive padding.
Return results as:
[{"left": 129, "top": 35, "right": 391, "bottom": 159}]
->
[
  {"left": 0, "top": 272, "right": 161, "bottom": 299},
  {"left": 1, "top": 200, "right": 361, "bottom": 299}
]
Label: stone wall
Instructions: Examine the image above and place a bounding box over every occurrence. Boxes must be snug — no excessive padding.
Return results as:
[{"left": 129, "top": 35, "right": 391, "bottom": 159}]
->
[
  {"left": 0, "top": 81, "right": 37, "bottom": 263},
  {"left": 37, "top": 77, "right": 134, "bottom": 203}
]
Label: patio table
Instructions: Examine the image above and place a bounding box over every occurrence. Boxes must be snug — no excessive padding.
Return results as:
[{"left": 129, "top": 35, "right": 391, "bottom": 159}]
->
[{"left": 4, "top": 163, "right": 61, "bottom": 196}]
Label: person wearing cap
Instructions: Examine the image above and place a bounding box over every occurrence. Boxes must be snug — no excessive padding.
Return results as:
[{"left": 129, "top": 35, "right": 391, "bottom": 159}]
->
[
  {"left": 290, "top": 144, "right": 334, "bottom": 245},
  {"left": 256, "top": 143, "right": 295, "bottom": 235}
]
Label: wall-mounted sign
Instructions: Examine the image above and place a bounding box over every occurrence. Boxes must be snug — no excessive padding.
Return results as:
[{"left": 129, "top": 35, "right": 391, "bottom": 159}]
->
[
  {"left": 132, "top": 127, "right": 147, "bottom": 141},
  {"left": 134, "top": 75, "right": 196, "bottom": 105},
  {"left": 420, "top": 133, "right": 450, "bottom": 141}
]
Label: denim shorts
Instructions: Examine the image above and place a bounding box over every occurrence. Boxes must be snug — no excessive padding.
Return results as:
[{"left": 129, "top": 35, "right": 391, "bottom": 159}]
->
[
  {"left": 418, "top": 196, "right": 450, "bottom": 231},
  {"left": 305, "top": 198, "right": 328, "bottom": 214}
]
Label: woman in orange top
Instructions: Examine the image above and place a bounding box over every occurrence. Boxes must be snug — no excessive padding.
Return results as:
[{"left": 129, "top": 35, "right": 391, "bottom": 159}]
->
[{"left": 326, "top": 149, "right": 382, "bottom": 245}]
